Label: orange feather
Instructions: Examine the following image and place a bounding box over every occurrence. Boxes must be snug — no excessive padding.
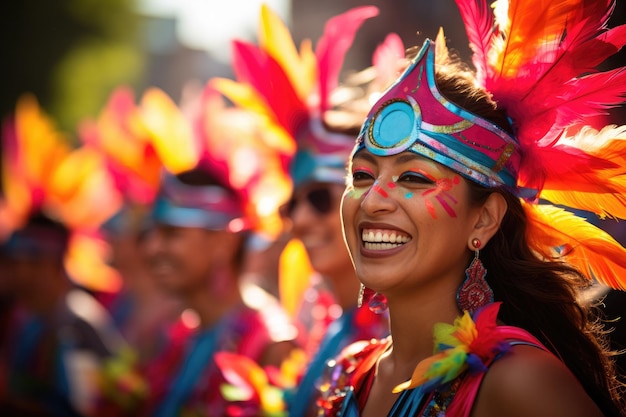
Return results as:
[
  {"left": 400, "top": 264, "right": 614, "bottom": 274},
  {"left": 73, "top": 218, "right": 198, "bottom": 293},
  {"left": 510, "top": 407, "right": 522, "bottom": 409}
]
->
[{"left": 524, "top": 202, "right": 626, "bottom": 289}]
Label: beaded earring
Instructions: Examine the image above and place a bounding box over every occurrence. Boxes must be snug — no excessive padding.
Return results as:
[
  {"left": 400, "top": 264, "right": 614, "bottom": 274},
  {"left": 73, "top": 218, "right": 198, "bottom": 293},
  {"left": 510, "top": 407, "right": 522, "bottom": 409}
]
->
[{"left": 456, "top": 238, "right": 494, "bottom": 314}]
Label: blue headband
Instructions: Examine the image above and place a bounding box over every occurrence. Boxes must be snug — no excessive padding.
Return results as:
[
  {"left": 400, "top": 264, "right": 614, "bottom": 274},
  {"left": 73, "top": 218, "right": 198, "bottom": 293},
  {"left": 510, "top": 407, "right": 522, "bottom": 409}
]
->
[{"left": 150, "top": 174, "right": 246, "bottom": 232}]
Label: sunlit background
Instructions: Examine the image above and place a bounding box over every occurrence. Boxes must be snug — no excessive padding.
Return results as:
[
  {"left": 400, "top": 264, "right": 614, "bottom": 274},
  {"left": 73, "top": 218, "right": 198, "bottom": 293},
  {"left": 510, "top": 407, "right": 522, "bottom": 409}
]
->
[
  {"left": 0, "top": 0, "right": 481, "bottom": 136},
  {"left": 4, "top": 0, "right": 624, "bottom": 134}
]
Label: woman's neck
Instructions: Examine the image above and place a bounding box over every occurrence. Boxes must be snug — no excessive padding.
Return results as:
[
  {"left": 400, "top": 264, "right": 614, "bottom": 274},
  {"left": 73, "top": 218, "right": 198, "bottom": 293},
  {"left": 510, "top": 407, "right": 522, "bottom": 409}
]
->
[
  {"left": 325, "top": 263, "right": 363, "bottom": 311},
  {"left": 385, "top": 283, "right": 460, "bottom": 367}
]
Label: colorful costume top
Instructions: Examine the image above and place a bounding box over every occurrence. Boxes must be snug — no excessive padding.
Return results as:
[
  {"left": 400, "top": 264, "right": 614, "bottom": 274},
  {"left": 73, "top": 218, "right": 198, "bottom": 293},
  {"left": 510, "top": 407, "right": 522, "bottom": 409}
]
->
[
  {"left": 317, "top": 303, "right": 547, "bottom": 417},
  {"left": 1, "top": 288, "right": 126, "bottom": 417},
  {"left": 138, "top": 302, "right": 297, "bottom": 417},
  {"left": 287, "top": 305, "right": 389, "bottom": 417}
]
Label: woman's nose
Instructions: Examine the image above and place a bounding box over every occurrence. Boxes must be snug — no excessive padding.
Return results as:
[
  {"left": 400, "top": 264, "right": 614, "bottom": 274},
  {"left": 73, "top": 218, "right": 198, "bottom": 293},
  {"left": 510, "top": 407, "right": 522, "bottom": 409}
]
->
[{"left": 359, "top": 181, "right": 397, "bottom": 215}]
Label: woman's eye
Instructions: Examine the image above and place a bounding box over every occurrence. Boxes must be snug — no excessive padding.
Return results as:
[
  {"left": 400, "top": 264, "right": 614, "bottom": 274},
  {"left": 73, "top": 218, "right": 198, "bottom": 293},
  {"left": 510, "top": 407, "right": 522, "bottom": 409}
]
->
[
  {"left": 398, "top": 171, "right": 436, "bottom": 184},
  {"left": 352, "top": 170, "right": 375, "bottom": 182}
]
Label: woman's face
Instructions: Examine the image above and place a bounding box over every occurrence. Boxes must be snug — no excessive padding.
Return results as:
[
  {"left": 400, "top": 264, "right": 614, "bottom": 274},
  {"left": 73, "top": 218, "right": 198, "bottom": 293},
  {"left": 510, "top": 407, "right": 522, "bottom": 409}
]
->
[
  {"left": 283, "top": 182, "right": 351, "bottom": 276},
  {"left": 341, "top": 150, "right": 480, "bottom": 298}
]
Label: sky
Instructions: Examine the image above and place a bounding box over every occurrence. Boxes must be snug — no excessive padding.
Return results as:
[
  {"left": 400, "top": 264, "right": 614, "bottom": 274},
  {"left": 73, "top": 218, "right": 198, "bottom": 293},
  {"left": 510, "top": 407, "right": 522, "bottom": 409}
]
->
[{"left": 136, "top": 0, "right": 291, "bottom": 62}]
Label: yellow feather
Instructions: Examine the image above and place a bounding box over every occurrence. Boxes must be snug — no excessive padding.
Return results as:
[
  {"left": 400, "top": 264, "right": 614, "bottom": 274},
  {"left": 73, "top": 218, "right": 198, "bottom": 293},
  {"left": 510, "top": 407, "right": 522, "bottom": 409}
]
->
[
  {"left": 259, "top": 4, "right": 316, "bottom": 100},
  {"left": 278, "top": 238, "right": 314, "bottom": 318},
  {"left": 434, "top": 28, "right": 450, "bottom": 65},
  {"left": 524, "top": 202, "right": 626, "bottom": 289},
  {"left": 540, "top": 188, "right": 626, "bottom": 220},
  {"left": 16, "top": 94, "right": 71, "bottom": 190},
  {"left": 139, "top": 88, "right": 199, "bottom": 174},
  {"left": 210, "top": 78, "right": 275, "bottom": 121}
]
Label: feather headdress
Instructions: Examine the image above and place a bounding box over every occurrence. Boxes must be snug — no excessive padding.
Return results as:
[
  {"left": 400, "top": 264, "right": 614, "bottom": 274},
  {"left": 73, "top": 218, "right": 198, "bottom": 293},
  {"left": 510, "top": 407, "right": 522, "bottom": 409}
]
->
[
  {"left": 81, "top": 84, "right": 291, "bottom": 239},
  {"left": 358, "top": 0, "right": 626, "bottom": 290},
  {"left": 211, "top": 5, "right": 406, "bottom": 316},
  {"left": 1, "top": 94, "right": 124, "bottom": 291},
  {"left": 210, "top": 4, "right": 381, "bottom": 187},
  {"left": 456, "top": 0, "right": 626, "bottom": 289}
]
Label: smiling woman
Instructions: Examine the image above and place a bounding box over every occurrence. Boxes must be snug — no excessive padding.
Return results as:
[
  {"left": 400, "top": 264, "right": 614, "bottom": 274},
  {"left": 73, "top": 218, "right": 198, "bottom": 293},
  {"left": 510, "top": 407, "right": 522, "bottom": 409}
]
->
[{"left": 318, "top": 0, "right": 626, "bottom": 416}]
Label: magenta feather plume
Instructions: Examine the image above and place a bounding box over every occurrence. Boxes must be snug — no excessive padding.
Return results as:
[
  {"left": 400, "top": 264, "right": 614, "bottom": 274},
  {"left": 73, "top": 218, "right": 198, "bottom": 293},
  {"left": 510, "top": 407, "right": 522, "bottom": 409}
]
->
[
  {"left": 373, "top": 33, "right": 406, "bottom": 90},
  {"left": 231, "top": 40, "right": 308, "bottom": 137},
  {"left": 315, "top": 6, "right": 379, "bottom": 113},
  {"left": 454, "top": 0, "right": 495, "bottom": 84}
]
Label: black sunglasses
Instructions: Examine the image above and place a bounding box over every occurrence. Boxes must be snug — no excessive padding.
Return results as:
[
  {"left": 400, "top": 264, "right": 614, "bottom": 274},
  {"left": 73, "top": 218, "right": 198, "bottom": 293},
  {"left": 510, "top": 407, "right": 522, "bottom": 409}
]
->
[{"left": 282, "top": 187, "right": 334, "bottom": 217}]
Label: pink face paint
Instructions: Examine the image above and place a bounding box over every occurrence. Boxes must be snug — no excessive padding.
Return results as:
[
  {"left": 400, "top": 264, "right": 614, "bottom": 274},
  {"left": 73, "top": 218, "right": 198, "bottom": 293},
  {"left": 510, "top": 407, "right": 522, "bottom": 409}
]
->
[
  {"left": 420, "top": 175, "right": 461, "bottom": 219},
  {"left": 352, "top": 166, "right": 374, "bottom": 177},
  {"left": 436, "top": 195, "right": 457, "bottom": 218},
  {"left": 373, "top": 182, "right": 388, "bottom": 198}
]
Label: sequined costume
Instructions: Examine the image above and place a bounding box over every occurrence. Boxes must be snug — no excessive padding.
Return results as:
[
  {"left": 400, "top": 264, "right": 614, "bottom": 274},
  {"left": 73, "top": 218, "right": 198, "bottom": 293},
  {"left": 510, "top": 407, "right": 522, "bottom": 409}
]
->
[
  {"left": 288, "top": 304, "right": 389, "bottom": 417},
  {"left": 139, "top": 302, "right": 297, "bottom": 417},
  {"left": 317, "top": 303, "right": 546, "bottom": 417}
]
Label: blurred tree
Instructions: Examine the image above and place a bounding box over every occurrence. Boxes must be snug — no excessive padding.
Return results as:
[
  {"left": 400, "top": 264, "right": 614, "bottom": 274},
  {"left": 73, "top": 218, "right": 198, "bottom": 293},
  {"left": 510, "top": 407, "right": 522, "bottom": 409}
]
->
[{"left": 0, "top": 0, "right": 145, "bottom": 136}]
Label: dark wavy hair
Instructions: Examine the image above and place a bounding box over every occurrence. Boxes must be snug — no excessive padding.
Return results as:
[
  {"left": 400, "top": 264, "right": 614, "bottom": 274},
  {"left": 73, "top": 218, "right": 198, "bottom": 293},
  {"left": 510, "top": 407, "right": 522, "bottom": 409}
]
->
[{"left": 434, "top": 53, "right": 626, "bottom": 416}]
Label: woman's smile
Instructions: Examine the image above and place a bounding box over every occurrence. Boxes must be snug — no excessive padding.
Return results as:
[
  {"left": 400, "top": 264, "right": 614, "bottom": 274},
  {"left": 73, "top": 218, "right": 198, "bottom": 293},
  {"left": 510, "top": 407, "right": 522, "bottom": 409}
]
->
[{"left": 361, "top": 227, "right": 411, "bottom": 251}]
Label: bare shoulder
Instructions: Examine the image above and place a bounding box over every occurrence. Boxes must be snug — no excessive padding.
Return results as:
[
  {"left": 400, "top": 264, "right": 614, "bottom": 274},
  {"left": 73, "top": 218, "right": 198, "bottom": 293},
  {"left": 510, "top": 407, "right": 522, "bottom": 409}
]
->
[{"left": 471, "top": 344, "right": 604, "bottom": 417}]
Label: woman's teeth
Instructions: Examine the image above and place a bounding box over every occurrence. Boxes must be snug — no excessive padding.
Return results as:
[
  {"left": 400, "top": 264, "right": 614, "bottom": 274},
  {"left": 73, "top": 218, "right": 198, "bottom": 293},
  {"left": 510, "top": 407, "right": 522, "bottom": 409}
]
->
[{"left": 362, "top": 229, "right": 410, "bottom": 250}]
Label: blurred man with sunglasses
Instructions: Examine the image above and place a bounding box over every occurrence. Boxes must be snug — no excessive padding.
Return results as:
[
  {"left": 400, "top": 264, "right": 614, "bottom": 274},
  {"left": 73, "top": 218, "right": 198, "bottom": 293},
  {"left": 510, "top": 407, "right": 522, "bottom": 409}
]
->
[
  {"left": 211, "top": 6, "right": 396, "bottom": 414},
  {"left": 280, "top": 122, "right": 389, "bottom": 416}
]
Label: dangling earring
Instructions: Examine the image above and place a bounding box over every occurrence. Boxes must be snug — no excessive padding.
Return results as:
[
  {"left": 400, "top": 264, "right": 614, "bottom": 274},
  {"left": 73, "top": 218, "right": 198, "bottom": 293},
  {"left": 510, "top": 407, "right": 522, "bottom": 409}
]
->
[
  {"left": 368, "top": 291, "right": 388, "bottom": 314},
  {"left": 357, "top": 284, "right": 388, "bottom": 314},
  {"left": 357, "top": 283, "right": 365, "bottom": 308},
  {"left": 456, "top": 238, "right": 494, "bottom": 314}
]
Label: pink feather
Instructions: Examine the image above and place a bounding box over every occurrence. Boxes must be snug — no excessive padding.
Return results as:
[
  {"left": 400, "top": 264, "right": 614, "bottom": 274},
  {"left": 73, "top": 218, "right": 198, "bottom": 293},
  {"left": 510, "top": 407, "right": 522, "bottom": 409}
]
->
[
  {"left": 231, "top": 40, "right": 308, "bottom": 136},
  {"left": 315, "top": 6, "right": 379, "bottom": 113},
  {"left": 454, "top": 0, "right": 496, "bottom": 84},
  {"left": 373, "top": 33, "right": 406, "bottom": 90}
]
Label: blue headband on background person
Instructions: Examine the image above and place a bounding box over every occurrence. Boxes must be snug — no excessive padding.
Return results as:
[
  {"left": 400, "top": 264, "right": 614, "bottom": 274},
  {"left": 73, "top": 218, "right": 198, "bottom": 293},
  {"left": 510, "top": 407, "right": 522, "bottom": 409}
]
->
[
  {"left": 290, "top": 119, "right": 356, "bottom": 187},
  {"left": 150, "top": 172, "right": 248, "bottom": 232}
]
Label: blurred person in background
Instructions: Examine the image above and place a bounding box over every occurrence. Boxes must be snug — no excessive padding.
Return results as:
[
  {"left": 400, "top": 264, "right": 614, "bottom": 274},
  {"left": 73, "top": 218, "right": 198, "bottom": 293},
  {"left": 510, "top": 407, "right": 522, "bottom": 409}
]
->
[
  {"left": 210, "top": 5, "right": 405, "bottom": 415},
  {"left": 78, "top": 86, "right": 187, "bottom": 364},
  {"left": 119, "top": 77, "right": 301, "bottom": 416},
  {"left": 0, "top": 213, "right": 127, "bottom": 417},
  {"left": 0, "top": 95, "right": 128, "bottom": 417},
  {"left": 98, "top": 205, "right": 182, "bottom": 363},
  {"left": 138, "top": 166, "right": 300, "bottom": 417}
]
